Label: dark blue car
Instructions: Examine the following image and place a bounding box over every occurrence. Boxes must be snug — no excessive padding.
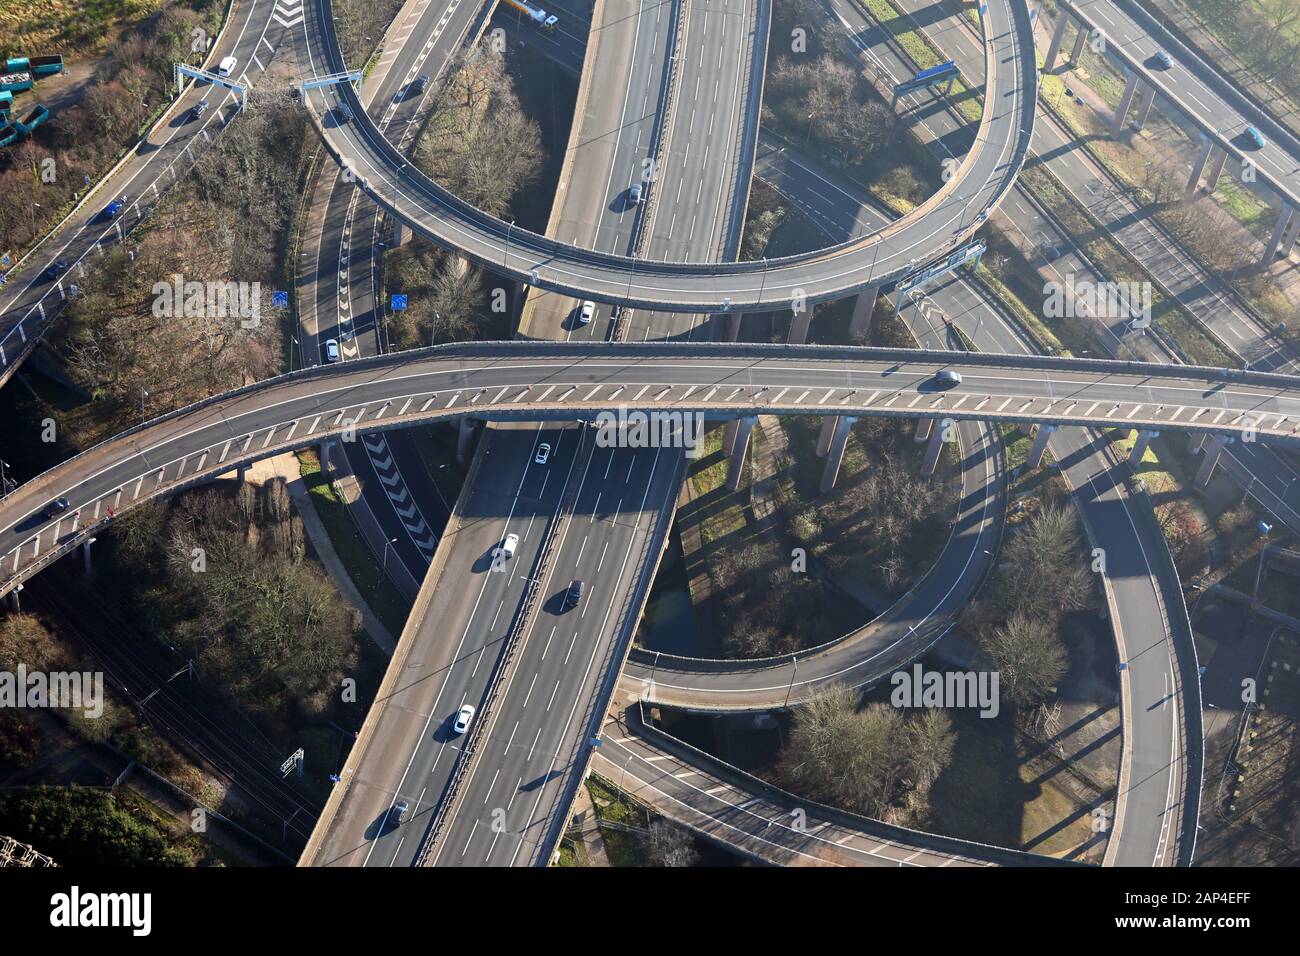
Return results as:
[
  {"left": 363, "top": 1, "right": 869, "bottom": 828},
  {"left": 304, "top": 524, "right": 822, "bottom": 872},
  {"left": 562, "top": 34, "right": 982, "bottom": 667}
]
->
[{"left": 103, "top": 198, "right": 125, "bottom": 220}]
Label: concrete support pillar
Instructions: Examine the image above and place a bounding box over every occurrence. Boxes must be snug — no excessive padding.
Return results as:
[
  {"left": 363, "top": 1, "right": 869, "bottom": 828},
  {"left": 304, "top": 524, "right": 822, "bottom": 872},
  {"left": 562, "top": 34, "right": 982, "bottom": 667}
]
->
[
  {"left": 914, "top": 417, "right": 934, "bottom": 443},
  {"left": 1129, "top": 429, "right": 1159, "bottom": 467},
  {"left": 1110, "top": 71, "right": 1140, "bottom": 135},
  {"left": 1190, "top": 431, "right": 1210, "bottom": 454},
  {"left": 788, "top": 307, "right": 812, "bottom": 345},
  {"left": 922, "top": 422, "right": 946, "bottom": 475},
  {"left": 1026, "top": 425, "right": 1057, "bottom": 470},
  {"left": 1281, "top": 213, "right": 1300, "bottom": 258},
  {"left": 1205, "top": 148, "right": 1230, "bottom": 193},
  {"left": 819, "top": 416, "right": 857, "bottom": 494},
  {"left": 723, "top": 418, "right": 742, "bottom": 455},
  {"left": 1133, "top": 86, "right": 1158, "bottom": 130},
  {"left": 1186, "top": 136, "right": 1214, "bottom": 195},
  {"left": 724, "top": 312, "right": 742, "bottom": 342},
  {"left": 816, "top": 416, "right": 838, "bottom": 457},
  {"left": 236, "top": 464, "right": 247, "bottom": 484},
  {"left": 1194, "top": 435, "right": 1232, "bottom": 490},
  {"left": 725, "top": 417, "right": 756, "bottom": 492},
  {"left": 850, "top": 286, "right": 878, "bottom": 338},
  {"left": 1044, "top": 14, "right": 1070, "bottom": 72},
  {"left": 320, "top": 439, "right": 332, "bottom": 472},
  {"left": 1070, "top": 24, "right": 1090, "bottom": 65},
  {"left": 457, "top": 417, "right": 476, "bottom": 466},
  {"left": 82, "top": 540, "right": 94, "bottom": 574},
  {"left": 6, "top": 588, "right": 20, "bottom": 612},
  {"left": 1263, "top": 203, "right": 1295, "bottom": 264}
]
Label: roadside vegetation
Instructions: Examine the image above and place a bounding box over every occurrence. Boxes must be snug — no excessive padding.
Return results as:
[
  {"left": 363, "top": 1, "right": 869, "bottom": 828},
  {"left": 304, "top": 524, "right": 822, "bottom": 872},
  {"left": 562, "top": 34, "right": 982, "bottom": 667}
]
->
[
  {"left": 384, "top": 45, "right": 549, "bottom": 349},
  {"left": 0, "top": 786, "right": 193, "bottom": 866},
  {"left": 101, "top": 483, "right": 366, "bottom": 749},
  {"left": 0, "top": 0, "right": 224, "bottom": 258},
  {"left": 775, "top": 683, "right": 956, "bottom": 824},
  {"left": 763, "top": 0, "right": 931, "bottom": 212}
]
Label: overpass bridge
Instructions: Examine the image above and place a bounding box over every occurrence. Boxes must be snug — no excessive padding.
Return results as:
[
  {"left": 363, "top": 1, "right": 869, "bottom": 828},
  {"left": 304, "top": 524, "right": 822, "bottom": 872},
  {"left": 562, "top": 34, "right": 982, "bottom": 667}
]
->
[
  {"left": 296, "top": 0, "right": 1037, "bottom": 311},
  {"left": 3, "top": 340, "right": 1298, "bottom": 601}
]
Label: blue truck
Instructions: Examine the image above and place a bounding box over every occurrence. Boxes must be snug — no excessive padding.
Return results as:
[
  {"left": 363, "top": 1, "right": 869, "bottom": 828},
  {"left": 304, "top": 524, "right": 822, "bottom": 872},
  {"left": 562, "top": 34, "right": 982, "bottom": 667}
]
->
[{"left": 0, "top": 90, "right": 11, "bottom": 118}]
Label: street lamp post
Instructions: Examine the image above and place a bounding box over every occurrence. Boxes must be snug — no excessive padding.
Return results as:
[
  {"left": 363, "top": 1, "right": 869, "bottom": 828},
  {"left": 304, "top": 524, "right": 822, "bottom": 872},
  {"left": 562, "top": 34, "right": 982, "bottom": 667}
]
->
[{"left": 382, "top": 536, "right": 398, "bottom": 572}]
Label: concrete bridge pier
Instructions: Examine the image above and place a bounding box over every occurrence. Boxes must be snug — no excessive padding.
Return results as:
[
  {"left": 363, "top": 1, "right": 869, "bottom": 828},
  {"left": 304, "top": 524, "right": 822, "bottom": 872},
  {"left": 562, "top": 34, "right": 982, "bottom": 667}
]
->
[
  {"left": 1111, "top": 71, "right": 1140, "bottom": 135},
  {"left": 1026, "top": 424, "right": 1057, "bottom": 470},
  {"left": 815, "top": 415, "right": 838, "bottom": 457},
  {"left": 457, "top": 416, "right": 477, "bottom": 465},
  {"left": 1133, "top": 86, "right": 1158, "bottom": 130},
  {"left": 1205, "top": 147, "right": 1230, "bottom": 193},
  {"left": 819, "top": 416, "right": 857, "bottom": 494},
  {"left": 82, "top": 540, "right": 94, "bottom": 574},
  {"left": 6, "top": 585, "right": 20, "bottom": 612},
  {"left": 236, "top": 464, "right": 248, "bottom": 484},
  {"left": 725, "top": 417, "right": 756, "bottom": 492},
  {"left": 914, "top": 417, "right": 934, "bottom": 443},
  {"left": 788, "top": 306, "right": 812, "bottom": 344},
  {"left": 1186, "top": 136, "right": 1214, "bottom": 195},
  {"left": 922, "top": 421, "right": 946, "bottom": 475},
  {"left": 1281, "top": 213, "right": 1300, "bottom": 259},
  {"left": 724, "top": 312, "right": 743, "bottom": 342},
  {"left": 1129, "top": 429, "right": 1159, "bottom": 466},
  {"left": 1044, "top": 14, "right": 1070, "bottom": 71},
  {"left": 1070, "top": 23, "right": 1090, "bottom": 65},
  {"left": 1194, "top": 435, "right": 1233, "bottom": 489},
  {"left": 1263, "top": 202, "right": 1295, "bottom": 265},
  {"left": 849, "top": 286, "right": 878, "bottom": 338},
  {"left": 320, "top": 439, "right": 332, "bottom": 473}
]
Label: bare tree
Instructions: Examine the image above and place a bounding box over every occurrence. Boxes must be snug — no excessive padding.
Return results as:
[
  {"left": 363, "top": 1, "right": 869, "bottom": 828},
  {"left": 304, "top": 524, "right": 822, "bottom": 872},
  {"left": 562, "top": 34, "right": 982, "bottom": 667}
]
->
[{"left": 640, "top": 820, "right": 699, "bottom": 867}]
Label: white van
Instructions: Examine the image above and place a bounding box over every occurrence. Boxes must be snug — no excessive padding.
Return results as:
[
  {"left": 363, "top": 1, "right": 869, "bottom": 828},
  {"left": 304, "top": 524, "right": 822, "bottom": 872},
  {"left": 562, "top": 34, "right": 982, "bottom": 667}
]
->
[{"left": 217, "top": 55, "right": 238, "bottom": 78}]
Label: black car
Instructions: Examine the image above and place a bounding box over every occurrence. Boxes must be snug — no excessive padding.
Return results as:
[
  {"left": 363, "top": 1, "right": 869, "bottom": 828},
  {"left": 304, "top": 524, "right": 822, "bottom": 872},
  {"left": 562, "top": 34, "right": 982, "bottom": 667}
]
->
[
  {"left": 190, "top": 99, "right": 209, "bottom": 122},
  {"left": 389, "top": 799, "right": 410, "bottom": 826},
  {"left": 564, "top": 579, "right": 585, "bottom": 610},
  {"left": 43, "top": 496, "right": 71, "bottom": 520},
  {"left": 411, "top": 74, "right": 430, "bottom": 95},
  {"left": 45, "top": 258, "right": 67, "bottom": 281}
]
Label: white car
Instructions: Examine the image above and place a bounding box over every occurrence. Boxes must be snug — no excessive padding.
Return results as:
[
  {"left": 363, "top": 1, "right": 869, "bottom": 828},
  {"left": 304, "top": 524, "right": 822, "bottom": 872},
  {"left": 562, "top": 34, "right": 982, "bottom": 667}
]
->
[
  {"left": 217, "top": 55, "right": 237, "bottom": 78},
  {"left": 497, "top": 532, "right": 519, "bottom": 559},
  {"left": 578, "top": 300, "right": 595, "bottom": 324},
  {"left": 535, "top": 442, "right": 551, "bottom": 465},
  {"left": 453, "top": 704, "right": 476, "bottom": 735},
  {"left": 324, "top": 339, "right": 340, "bottom": 362}
]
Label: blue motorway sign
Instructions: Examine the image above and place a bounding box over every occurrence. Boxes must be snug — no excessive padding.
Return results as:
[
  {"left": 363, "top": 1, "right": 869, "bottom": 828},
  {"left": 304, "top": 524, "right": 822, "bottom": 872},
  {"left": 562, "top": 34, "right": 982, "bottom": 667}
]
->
[
  {"left": 391, "top": 294, "right": 408, "bottom": 311},
  {"left": 272, "top": 290, "right": 289, "bottom": 308}
]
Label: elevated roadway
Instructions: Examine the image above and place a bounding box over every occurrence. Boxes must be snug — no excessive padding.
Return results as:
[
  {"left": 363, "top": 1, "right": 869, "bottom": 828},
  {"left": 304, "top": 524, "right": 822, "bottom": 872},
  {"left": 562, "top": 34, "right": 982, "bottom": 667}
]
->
[
  {"left": 297, "top": 0, "right": 1037, "bottom": 310},
  {"left": 593, "top": 703, "right": 1083, "bottom": 866},
  {"left": 3, "top": 341, "right": 1300, "bottom": 600}
]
